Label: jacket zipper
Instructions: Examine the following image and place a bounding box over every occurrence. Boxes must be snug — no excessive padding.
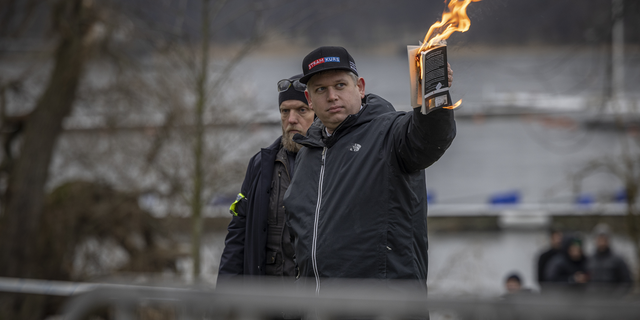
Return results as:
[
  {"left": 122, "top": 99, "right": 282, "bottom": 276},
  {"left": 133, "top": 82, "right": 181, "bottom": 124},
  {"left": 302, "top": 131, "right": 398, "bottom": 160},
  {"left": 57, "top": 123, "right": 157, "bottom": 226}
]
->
[{"left": 311, "top": 147, "right": 327, "bottom": 294}]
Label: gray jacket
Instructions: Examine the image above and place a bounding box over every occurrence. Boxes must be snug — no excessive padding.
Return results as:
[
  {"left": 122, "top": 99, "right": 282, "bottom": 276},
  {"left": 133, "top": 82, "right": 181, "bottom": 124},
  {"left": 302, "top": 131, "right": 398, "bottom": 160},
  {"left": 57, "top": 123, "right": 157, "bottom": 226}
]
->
[{"left": 588, "top": 248, "right": 632, "bottom": 284}]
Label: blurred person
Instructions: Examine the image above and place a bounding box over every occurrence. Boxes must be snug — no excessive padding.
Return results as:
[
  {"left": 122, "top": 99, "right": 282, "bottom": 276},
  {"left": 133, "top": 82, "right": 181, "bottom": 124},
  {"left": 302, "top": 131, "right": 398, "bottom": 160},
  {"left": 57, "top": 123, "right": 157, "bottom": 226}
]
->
[
  {"left": 501, "top": 272, "right": 534, "bottom": 298},
  {"left": 587, "top": 223, "right": 632, "bottom": 295},
  {"left": 505, "top": 273, "right": 523, "bottom": 294},
  {"left": 545, "top": 235, "right": 589, "bottom": 291},
  {"left": 497, "top": 273, "right": 537, "bottom": 320},
  {"left": 283, "top": 46, "right": 456, "bottom": 292},
  {"left": 218, "top": 74, "right": 314, "bottom": 280},
  {"left": 536, "top": 229, "right": 563, "bottom": 290}
]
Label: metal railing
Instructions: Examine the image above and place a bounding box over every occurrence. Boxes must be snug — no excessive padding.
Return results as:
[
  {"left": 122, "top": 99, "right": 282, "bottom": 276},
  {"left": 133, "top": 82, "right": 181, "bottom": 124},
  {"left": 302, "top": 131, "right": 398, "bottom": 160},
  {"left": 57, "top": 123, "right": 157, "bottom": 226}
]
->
[{"left": 60, "top": 278, "right": 640, "bottom": 320}]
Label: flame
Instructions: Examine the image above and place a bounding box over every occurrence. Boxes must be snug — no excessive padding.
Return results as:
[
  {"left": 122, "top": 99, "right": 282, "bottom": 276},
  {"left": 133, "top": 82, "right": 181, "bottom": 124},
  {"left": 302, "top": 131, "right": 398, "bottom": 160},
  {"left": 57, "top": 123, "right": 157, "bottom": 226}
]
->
[
  {"left": 443, "top": 99, "right": 463, "bottom": 109},
  {"left": 417, "top": 0, "right": 479, "bottom": 110},
  {"left": 418, "top": 0, "right": 480, "bottom": 53}
]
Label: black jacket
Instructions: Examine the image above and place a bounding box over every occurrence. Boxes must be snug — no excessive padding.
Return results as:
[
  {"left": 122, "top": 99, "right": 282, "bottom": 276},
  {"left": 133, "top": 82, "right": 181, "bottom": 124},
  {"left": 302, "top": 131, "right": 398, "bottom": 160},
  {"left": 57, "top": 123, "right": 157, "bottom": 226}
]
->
[
  {"left": 588, "top": 247, "right": 632, "bottom": 283},
  {"left": 283, "top": 94, "right": 456, "bottom": 291},
  {"left": 218, "top": 137, "right": 281, "bottom": 278},
  {"left": 537, "top": 248, "right": 560, "bottom": 283},
  {"left": 546, "top": 252, "right": 588, "bottom": 283},
  {"left": 545, "top": 237, "right": 588, "bottom": 283},
  {"left": 587, "top": 247, "right": 633, "bottom": 295}
]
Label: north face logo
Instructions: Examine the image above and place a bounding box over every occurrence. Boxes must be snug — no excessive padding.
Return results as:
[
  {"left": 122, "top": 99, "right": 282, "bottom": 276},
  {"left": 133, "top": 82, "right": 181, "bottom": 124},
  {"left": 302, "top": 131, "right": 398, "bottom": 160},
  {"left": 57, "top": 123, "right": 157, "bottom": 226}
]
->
[{"left": 349, "top": 143, "right": 361, "bottom": 152}]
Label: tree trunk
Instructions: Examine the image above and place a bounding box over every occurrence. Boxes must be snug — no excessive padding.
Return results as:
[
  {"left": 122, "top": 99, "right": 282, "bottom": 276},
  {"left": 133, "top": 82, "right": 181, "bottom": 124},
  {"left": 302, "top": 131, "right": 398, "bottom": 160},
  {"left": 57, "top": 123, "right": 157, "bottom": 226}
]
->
[
  {"left": 0, "top": 0, "right": 93, "bottom": 285},
  {"left": 0, "top": 2, "right": 94, "bottom": 319},
  {"left": 191, "top": 0, "right": 211, "bottom": 281}
]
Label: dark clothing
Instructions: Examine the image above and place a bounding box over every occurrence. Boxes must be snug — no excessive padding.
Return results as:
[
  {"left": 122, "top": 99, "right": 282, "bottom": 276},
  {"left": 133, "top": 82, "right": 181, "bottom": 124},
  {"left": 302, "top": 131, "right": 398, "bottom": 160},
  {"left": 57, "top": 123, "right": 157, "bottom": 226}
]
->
[
  {"left": 545, "top": 236, "right": 588, "bottom": 288},
  {"left": 537, "top": 248, "right": 560, "bottom": 283},
  {"left": 283, "top": 94, "right": 456, "bottom": 291},
  {"left": 218, "top": 137, "right": 296, "bottom": 279},
  {"left": 543, "top": 236, "right": 590, "bottom": 297},
  {"left": 588, "top": 248, "right": 632, "bottom": 283},
  {"left": 545, "top": 253, "right": 588, "bottom": 283},
  {"left": 587, "top": 247, "right": 632, "bottom": 295},
  {"left": 265, "top": 147, "right": 297, "bottom": 276}
]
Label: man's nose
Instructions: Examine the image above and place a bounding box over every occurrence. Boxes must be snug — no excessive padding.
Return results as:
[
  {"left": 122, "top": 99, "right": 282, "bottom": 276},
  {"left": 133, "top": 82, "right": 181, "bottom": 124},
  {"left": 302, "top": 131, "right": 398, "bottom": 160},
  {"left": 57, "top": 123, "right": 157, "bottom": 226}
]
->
[
  {"left": 326, "top": 87, "right": 338, "bottom": 101},
  {"left": 287, "top": 111, "right": 299, "bottom": 124}
]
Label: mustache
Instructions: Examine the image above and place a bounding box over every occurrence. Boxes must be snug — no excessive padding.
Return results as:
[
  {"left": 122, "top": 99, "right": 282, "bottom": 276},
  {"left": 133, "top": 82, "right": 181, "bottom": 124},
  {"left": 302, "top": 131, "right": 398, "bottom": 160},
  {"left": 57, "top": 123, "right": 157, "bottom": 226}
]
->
[{"left": 285, "top": 127, "right": 305, "bottom": 135}]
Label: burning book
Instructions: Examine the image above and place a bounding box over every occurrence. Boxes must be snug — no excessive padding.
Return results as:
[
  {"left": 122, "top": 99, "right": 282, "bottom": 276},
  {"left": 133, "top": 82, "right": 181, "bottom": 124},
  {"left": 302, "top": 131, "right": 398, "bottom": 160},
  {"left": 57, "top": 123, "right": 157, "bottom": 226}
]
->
[
  {"left": 408, "top": 0, "right": 480, "bottom": 114},
  {"left": 407, "top": 44, "right": 452, "bottom": 114}
]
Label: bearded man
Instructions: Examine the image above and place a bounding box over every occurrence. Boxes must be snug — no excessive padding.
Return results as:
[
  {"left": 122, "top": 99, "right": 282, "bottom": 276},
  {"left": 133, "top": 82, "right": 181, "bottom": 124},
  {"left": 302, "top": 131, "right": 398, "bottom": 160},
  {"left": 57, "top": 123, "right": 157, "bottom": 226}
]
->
[{"left": 218, "top": 74, "right": 314, "bottom": 278}]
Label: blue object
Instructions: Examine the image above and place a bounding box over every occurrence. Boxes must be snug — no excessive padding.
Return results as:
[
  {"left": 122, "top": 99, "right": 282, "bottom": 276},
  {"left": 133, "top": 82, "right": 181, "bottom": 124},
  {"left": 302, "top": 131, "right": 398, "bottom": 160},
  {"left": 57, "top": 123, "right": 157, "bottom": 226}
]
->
[
  {"left": 575, "top": 193, "right": 594, "bottom": 206},
  {"left": 489, "top": 190, "right": 520, "bottom": 205},
  {"left": 614, "top": 189, "right": 627, "bottom": 203},
  {"left": 426, "top": 190, "right": 435, "bottom": 204}
]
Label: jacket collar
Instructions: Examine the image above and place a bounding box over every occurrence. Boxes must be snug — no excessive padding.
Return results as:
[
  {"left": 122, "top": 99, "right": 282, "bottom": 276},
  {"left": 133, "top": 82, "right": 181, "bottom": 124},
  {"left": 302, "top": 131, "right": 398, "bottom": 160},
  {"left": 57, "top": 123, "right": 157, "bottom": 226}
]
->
[
  {"left": 265, "top": 136, "right": 283, "bottom": 151},
  {"left": 293, "top": 94, "right": 396, "bottom": 148}
]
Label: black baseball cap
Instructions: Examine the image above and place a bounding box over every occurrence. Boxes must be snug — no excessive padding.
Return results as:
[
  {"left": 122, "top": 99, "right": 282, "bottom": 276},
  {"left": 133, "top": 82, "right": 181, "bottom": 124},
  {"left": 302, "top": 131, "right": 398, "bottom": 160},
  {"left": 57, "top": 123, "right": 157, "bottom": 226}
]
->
[{"left": 299, "top": 46, "right": 358, "bottom": 84}]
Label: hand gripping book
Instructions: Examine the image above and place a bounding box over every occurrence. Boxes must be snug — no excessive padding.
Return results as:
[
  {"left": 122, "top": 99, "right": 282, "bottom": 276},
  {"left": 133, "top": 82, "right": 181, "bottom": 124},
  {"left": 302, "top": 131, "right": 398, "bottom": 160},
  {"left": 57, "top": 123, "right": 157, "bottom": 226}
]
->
[{"left": 407, "top": 44, "right": 453, "bottom": 115}]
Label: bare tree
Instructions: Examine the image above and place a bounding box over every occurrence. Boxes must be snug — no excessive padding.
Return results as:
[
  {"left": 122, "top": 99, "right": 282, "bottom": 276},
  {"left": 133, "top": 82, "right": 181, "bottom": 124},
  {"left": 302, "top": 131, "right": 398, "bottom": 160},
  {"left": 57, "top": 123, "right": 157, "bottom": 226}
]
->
[
  {"left": 572, "top": 115, "right": 640, "bottom": 286},
  {"left": 130, "top": 0, "right": 306, "bottom": 281},
  {"left": 0, "top": 1, "right": 104, "bottom": 318},
  {"left": 44, "top": 0, "right": 308, "bottom": 283},
  {"left": 0, "top": 2, "right": 328, "bottom": 317},
  {"left": 0, "top": 0, "right": 99, "bottom": 279},
  {"left": 572, "top": 0, "right": 640, "bottom": 288}
]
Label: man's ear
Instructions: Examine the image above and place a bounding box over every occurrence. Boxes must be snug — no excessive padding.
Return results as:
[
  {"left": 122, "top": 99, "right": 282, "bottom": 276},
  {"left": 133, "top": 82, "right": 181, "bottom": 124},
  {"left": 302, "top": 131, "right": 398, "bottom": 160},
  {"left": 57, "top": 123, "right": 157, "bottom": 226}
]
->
[
  {"left": 305, "top": 90, "right": 313, "bottom": 110},
  {"left": 357, "top": 77, "right": 366, "bottom": 99}
]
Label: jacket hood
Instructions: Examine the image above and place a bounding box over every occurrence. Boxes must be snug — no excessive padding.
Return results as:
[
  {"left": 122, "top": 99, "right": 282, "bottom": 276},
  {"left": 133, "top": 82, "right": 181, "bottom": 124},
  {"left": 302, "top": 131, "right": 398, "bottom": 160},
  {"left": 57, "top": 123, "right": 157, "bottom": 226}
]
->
[{"left": 293, "top": 94, "right": 396, "bottom": 148}]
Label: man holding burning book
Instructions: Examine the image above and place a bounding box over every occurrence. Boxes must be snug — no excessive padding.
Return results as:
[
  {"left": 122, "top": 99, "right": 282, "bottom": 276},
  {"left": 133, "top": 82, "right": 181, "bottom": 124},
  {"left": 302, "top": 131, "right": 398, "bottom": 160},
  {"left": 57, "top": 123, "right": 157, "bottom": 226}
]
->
[{"left": 283, "top": 46, "right": 456, "bottom": 292}]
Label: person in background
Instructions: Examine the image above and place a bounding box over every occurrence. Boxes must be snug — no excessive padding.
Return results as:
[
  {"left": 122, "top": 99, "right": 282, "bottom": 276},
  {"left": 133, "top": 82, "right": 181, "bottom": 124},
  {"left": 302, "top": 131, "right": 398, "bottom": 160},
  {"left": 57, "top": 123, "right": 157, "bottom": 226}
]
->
[
  {"left": 545, "top": 234, "right": 589, "bottom": 293},
  {"left": 587, "top": 223, "right": 632, "bottom": 295},
  {"left": 501, "top": 272, "right": 534, "bottom": 298},
  {"left": 536, "top": 228, "right": 563, "bottom": 291},
  {"left": 505, "top": 273, "right": 523, "bottom": 294},
  {"left": 218, "top": 74, "right": 314, "bottom": 280}
]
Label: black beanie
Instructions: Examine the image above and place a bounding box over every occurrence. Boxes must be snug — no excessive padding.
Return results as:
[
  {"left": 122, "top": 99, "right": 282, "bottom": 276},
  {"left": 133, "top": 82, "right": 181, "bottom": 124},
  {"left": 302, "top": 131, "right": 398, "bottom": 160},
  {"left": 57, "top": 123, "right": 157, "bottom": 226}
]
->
[{"left": 278, "top": 74, "right": 308, "bottom": 107}]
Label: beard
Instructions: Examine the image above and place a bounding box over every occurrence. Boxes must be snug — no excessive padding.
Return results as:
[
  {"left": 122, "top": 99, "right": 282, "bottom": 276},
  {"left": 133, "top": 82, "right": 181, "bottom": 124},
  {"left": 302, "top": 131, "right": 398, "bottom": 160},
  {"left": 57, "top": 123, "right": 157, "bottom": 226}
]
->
[{"left": 282, "top": 128, "right": 303, "bottom": 153}]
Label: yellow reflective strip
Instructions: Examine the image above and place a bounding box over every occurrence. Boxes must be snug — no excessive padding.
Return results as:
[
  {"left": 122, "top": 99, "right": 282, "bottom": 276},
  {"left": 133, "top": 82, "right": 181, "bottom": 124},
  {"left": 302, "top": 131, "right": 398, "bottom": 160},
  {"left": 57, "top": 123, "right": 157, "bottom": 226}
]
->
[{"left": 229, "top": 193, "right": 245, "bottom": 216}]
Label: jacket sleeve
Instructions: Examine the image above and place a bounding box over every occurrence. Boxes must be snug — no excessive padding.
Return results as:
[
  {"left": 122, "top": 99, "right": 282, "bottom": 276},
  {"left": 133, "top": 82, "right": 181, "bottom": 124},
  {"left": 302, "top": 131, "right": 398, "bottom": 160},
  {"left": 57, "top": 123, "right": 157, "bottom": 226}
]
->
[
  {"left": 545, "top": 256, "right": 577, "bottom": 283},
  {"left": 217, "top": 156, "right": 256, "bottom": 278},
  {"left": 393, "top": 107, "right": 456, "bottom": 173},
  {"left": 615, "top": 256, "right": 633, "bottom": 283},
  {"left": 537, "top": 253, "right": 545, "bottom": 283},
  {"left": 544, "top": 257, "right": 563, "bottom": 282}
]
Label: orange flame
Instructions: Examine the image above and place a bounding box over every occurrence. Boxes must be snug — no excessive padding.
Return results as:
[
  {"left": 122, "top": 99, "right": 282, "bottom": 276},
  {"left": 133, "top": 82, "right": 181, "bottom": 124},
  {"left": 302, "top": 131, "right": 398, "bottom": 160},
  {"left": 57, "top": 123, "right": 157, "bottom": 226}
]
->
[
  {"left": 443, "top": 100, "right": 463, "bottom": 109},
  {"left": 417, "top": 0, "right": 479, "bottom": 110},
  {"left": 419, "top": 0, "right": 480, "bottom": 53}
]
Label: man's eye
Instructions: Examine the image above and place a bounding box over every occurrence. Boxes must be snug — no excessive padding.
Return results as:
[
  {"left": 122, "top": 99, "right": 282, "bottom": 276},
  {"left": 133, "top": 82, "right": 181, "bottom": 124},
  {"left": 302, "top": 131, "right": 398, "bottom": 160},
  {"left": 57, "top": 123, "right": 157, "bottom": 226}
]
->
[
  {"left": 336, "top": 83, "right": 346, "bottom": 89},
  {"left": 281, "top": 110, "right": 289, "bottom": 115},
  {"left": 299, "top": 108, "right": 307, "bottom": 113},
  {"left": 316, "top": 87, "right": 326, "bottom": 93}
]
